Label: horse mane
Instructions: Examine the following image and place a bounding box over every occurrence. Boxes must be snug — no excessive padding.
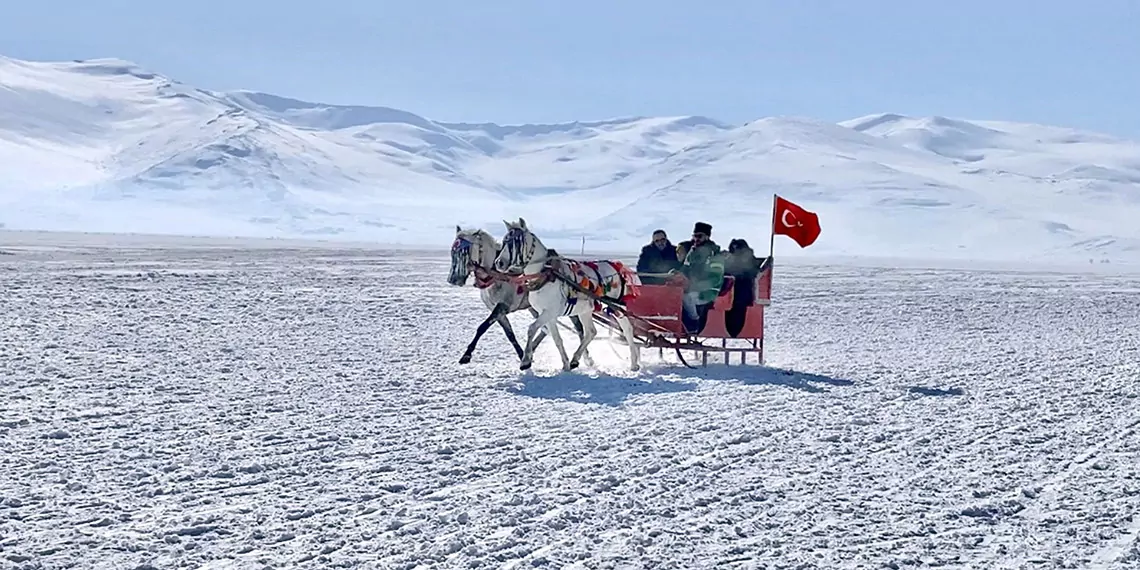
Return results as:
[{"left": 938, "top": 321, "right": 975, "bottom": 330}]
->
[{"left": 457, "top": 227, "right": 500, "bottom": 246}]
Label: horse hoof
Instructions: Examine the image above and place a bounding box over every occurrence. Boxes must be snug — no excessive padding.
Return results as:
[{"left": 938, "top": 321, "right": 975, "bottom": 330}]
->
[
  {"left": 520, "top": 361, "right": 532, "bottom": 371},
  {"left": 631, "top": 364, "right": 641, "bottom": 372},
  {"left": 569, "top": 360, "right": 579, "bottom": 370},
  {"left": 459, "top": 354, "right": 472, "bottom": 364}
]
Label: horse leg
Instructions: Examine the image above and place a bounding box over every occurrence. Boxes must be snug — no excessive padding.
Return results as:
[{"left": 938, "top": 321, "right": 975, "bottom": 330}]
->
[
  {"left": 460, "top": 303, "right": 507, "bottom": 364},
  {"left": 520, "top": 308, "right": 560, "bottom": 371},
  {"left": 616, "top": 314, "right": 642, "bottom": 372},
  {"left": 526, "top": 307, "right": 549, "bottom": 353},
  {"left": 495, "top": 314, "right": 525, "bottom": 360},
  {"left": 570, "top": 315, "right": 595, "bottom": 367},
  {"left": 544, "top": 318, "right": 572, "bottom": 372},
  {"left": 568, "top": 310, "right": 597, "bottom": 369},
  {"left": 499, "top": 311, "right": 547, "bottom": 361}
]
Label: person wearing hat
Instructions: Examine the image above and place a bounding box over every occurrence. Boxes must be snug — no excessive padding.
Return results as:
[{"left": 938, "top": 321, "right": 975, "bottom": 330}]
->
[
  {"left": 676, "top": 221, "right": 724, "bottom": 333},
  {"left": 636, "top": 229, "right": 682, "bottom": 284}
]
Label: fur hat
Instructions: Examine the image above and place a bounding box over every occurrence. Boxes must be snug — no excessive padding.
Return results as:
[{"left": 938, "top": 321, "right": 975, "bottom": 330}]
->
[{"left": 693, "top": 222, "right": 712, "bottom": 235}]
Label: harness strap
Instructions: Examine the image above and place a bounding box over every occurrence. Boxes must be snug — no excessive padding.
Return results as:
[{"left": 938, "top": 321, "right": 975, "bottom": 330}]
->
[
  {"left": 614, "top": 262, "right": 628, "bottom": 301},
  {"left": 473, "top": 272, "right": 495, "bottom": 289},
  {"left": 547, "top": 263, "right": 628, "bottom": 312},
  {"left": 521, "top": 267, "right": 554, "bottom": 291},
  {"left": 585, "top": 262, "right": 604, "bottom": 297},
  {"left": 473, "top": 263, "right": 523, "bottom": 289}
]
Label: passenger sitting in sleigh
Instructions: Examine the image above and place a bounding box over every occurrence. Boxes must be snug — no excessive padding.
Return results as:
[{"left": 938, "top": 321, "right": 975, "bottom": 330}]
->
[
  {"left": 721, "top": 238, "right": 768, "bottom": 337},
  {"left": 675, "top": 222, "right": 724, "bottom": 334},
  {"left": 723, "top": 239, "right": 766, "bottom": 293},
  {"left": 636, "top": 229, "right": 682, "bottom": 285}
]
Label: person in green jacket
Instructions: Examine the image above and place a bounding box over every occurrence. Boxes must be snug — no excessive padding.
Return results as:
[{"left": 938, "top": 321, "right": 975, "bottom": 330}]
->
[{"left": 678, "top": 222, "right": 724, "bottom": 333}]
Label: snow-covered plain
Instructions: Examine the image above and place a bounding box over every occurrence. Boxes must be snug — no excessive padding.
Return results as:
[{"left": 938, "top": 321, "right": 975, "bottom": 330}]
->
[
  {"left": 3, "top": 54, "right": 1140, "bottom": 262},
  {"left": 2, "top": 232, "right": 1139, "bottom": 569}
]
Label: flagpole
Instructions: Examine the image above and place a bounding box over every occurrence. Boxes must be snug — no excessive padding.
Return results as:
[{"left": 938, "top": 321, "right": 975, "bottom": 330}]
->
[{"left": 768, "top": 193, "right": 777, "bottom": 259}]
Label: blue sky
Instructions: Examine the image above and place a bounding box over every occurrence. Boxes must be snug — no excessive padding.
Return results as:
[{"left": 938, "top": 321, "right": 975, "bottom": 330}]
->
[{"left": 3, "top": 0, "right": 1138, "bottom": 137}]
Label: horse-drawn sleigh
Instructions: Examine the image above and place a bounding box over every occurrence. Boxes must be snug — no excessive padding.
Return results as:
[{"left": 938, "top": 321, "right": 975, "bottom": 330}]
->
[
  {"left": 447, "top": 195, "right": 817, "bottom": 372},
  {"left": 595, "top": 262, "right": 772, "bottom": 368}
]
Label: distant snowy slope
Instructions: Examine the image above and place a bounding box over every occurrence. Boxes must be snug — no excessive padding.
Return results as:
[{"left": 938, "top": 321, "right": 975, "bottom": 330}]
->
[
  {"left": 222, "top": 90, "right": 489, "bottom": 178},
  {"left": 842, "top": 113, "right": 1140, "bottom": 255},
  {"left": 565, "top": 115, "right": 1140, "bottom": 258},
  {"left": 0, "top": 56, "right": 183, "bottom": 191},
  {"left": 441, "top": 116, "right": 733, "bottom": 193},
  {"left": 0, "top": 55, "right": 509, "bottom": 239},
  {"left": 845, "top": 113, "right": 1140, "bottom": 191},
  {"left": 566, "top": 117, "right": 991, "bottom": 255},
  {"left": 844, "top": 113, "right": 1140, "bottom": 174},
  {"left": 2, "top": 54, "right": 1140, "bottom": 260},
  {"left": 224, "top": 91, "right": 732, "bottom": 193}
]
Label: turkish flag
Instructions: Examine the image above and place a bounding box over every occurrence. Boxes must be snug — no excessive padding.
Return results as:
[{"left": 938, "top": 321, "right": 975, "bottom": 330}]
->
[{"left": 772, "top": 195, "right": 821, "bottom": 248}]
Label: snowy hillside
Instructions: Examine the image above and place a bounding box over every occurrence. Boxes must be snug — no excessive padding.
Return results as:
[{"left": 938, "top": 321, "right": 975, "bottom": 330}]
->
[{"left": 2, "top": 54, "right": 1140, "bottom": 261}]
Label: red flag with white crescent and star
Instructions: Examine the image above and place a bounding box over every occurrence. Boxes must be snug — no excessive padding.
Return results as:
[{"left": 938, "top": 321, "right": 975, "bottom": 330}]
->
[{"left": 771, "top": 195, "right": 821, "bottom": 248}]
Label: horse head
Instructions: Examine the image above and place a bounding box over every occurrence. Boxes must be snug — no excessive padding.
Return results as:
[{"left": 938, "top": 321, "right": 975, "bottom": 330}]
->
[
  {"left": 494, "top": 217, "right": 545, "bottom": 274},
  {"left": 449, "top": 225, "right": 501, "bottom": 286}
]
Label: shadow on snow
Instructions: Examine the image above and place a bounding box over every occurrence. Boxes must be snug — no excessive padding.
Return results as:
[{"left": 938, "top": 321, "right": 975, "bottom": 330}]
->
[
  {"left": 906, "top": 385, "right": 965, "bottom": 397},
  {"left": 506, "top": 361, "right": 855, "bottom": 405},
  {"left": 690, "top": 364, "right": 856, "bottom": 394},
  {"left": 507, "top": 371, "right": 697, "bottom": 407}
]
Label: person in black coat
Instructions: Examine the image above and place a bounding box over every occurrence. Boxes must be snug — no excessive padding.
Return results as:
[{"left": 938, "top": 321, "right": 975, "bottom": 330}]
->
[
  {"left": 723, "top": 238, "right": 763, "bottom": 337},
  {"left": 636, "top": 229, "right": 682, "bottom": 284}
]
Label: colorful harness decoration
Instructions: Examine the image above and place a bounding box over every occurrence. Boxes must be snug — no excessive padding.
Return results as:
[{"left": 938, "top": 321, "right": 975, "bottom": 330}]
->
[
  {"left": 562, "top": 259, "right": 642, "bottom": 308},
  {"left": 500, "top": 225, "right": 640, "bottom": 310}
]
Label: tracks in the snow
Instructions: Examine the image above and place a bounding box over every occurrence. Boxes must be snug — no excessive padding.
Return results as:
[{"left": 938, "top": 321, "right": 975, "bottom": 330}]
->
[{"left": 3, "top": 244, "right": 1140, "bottom": 568}]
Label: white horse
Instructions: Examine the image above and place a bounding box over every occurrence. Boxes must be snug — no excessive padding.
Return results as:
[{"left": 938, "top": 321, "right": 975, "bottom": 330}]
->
[
  {"left": 448, "top": 226, "right": 592, "bottom": 366},
  {"left": 493, "top": 218, "right": 641, "bottom": 372}
]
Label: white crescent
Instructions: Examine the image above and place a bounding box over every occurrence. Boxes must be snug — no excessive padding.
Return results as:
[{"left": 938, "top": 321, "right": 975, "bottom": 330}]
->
[{"left": 781, "top": 210, "right": 797, "bottom": 228}]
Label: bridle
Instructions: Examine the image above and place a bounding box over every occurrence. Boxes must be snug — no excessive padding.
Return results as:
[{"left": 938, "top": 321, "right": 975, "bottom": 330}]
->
[
  {"left": 501, "top": 226, "right": 570, "bottom": 293},
  {"left": 502, "top": 226, "right": 543, "bottom": 275},
  {"left": 454, "top": 234, "right": 520, "bottom": 289}
]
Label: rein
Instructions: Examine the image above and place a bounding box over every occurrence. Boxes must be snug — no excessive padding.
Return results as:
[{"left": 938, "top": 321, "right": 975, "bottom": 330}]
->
[
  {"left": 521, "top": 266, "right": 556, "bottom": 291},
  {"left": 472, "top": 263, "right": 522, "bottom": 289}
]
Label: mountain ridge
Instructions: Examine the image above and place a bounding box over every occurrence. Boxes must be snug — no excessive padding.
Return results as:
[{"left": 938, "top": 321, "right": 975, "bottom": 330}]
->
[{"left": 2, "top": 54, "right": 1139, "bottom": 261}]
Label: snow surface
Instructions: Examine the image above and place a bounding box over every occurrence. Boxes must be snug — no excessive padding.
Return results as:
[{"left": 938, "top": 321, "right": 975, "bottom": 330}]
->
[
  {"left": 3, "top": 54, "right": 1140, "bottom": 262},
  {"left": 2, "top": 232, "right": 1140, "bottom": 568}
]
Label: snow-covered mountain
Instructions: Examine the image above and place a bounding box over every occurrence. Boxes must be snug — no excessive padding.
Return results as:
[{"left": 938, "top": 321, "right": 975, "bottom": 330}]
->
[{"left": 3, "top": 54, "right": 1140, "bottom": 261}]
